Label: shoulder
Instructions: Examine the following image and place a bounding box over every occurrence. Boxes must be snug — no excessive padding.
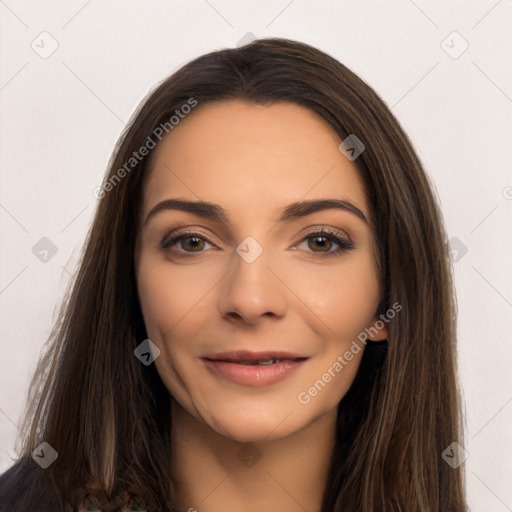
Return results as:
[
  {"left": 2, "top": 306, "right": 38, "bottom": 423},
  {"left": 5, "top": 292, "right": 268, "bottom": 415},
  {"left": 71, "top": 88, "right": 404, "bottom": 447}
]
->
[{"left": 0, "top": 457, "right": 69, "bottom": 512}]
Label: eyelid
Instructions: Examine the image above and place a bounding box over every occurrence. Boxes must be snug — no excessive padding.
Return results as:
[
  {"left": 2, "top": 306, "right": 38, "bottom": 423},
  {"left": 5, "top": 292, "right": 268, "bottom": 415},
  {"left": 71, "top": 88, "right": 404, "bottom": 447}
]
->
[
  {"left": 160, "top": 224, "right": 351, "bottom": 243},
  {"left": 292, "top": 227, "right": 354, "bottom": 256},
  {"left": 292, "top": 224, "right": 352, "bottom": 246},
  {"left": 159, "top": 224, "right": 354, "bottom": 257},
  {"left": 159, "top": 227, "right": 219, "bottom": 249}
]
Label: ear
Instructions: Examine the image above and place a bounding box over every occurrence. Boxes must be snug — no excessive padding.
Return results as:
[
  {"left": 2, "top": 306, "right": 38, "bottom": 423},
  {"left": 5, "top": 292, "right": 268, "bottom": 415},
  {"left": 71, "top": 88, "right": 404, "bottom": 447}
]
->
[{"left": 367, "top": 314, "right": 389, "bottom": 341}]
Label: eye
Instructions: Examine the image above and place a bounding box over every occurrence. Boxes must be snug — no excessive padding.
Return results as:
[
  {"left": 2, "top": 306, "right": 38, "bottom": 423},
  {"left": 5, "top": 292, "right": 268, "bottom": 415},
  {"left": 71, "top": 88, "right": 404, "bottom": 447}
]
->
[
  {"left": 159, "top": 230, "right": 215, "bottom": 253},
  {"left": 296, "top": 228, "right": 354, "bottom": 257},
  {"left": 159, "top": 228, "right": 354, "bottom": 258}
]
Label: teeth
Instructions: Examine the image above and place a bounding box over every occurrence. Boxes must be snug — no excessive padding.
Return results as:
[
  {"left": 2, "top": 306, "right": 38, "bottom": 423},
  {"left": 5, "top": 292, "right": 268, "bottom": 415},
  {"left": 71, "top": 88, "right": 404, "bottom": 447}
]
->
[
  {"left": 258, "top": 358, "right": 281, "bottom": 365},
  {"left": 238, "top": 358, "right": 282, "bottom": 365}
]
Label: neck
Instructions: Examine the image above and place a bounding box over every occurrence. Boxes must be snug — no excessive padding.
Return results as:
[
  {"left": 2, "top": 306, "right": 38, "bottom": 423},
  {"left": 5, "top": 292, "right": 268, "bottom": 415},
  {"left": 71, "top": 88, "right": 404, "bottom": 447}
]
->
[{"left": 169, "top": 399, "right": 337, "bottom": 512}]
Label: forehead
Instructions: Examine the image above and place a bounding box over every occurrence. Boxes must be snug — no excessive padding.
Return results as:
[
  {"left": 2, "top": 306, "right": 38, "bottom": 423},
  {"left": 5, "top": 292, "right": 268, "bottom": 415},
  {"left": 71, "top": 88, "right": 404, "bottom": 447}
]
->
[{"left": 142, "top": 99, "right": 368, "bottom": 220}]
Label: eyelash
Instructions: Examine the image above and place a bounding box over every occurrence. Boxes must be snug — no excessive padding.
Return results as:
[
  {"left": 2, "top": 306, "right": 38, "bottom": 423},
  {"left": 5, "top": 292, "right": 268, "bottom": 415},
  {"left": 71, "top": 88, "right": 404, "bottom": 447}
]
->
[{"left": 159, "top": 228, "right": 354, "bottom": 258}]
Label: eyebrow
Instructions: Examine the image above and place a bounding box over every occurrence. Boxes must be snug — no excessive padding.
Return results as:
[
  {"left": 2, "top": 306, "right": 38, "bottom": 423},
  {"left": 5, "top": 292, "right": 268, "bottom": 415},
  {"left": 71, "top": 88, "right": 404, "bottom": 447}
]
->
[{"left": 143, "top": 198, "right": 369, "bottom": 228}]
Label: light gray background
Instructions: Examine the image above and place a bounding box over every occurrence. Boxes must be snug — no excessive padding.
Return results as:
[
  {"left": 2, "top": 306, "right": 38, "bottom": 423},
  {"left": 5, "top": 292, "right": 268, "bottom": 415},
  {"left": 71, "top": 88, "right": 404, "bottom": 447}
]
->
[{"left": 1, "top": 1, "right": 511, "bottom": 510}]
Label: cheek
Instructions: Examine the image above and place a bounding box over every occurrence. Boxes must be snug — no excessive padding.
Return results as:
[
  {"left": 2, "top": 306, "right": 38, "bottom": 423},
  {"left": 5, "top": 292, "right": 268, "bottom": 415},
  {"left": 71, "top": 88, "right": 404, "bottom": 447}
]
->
[
  {"left": 136, "top": 259, "right": 207, "bottom": 389},
  {"left": 136, "top": 258, "right": 194, "bottom": 337},
  {"left": 337, "top": 256, "right": 380, "bottom": 324},
  {"left": 293, "top": 252, "right": 380, "bottom": 340},
  {"left": 136, "top": 254, "right": 224, "bottom": 354}
]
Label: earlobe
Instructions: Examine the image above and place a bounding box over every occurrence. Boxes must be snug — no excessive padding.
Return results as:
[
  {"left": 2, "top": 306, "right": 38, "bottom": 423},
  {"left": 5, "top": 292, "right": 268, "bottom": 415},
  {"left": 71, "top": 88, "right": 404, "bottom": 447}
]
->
[{"left": 367, "top": 315, "right": 389, "bottom": 342}]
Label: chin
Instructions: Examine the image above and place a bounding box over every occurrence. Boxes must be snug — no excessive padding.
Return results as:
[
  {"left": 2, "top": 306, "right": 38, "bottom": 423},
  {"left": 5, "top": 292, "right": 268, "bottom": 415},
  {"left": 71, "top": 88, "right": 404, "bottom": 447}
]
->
[
  {"left": 215, "top": 421, "right": 293, "bottom": 444},
  {"left": 206, "top": 405, "right": 301, "bottom": 443}
]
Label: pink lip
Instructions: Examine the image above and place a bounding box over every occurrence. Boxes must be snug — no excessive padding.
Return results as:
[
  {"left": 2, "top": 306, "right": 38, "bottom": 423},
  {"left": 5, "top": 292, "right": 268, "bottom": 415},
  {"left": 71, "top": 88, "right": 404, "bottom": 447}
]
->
[{"left": 202, "top": 358, "right": 307, "bottom": 387}]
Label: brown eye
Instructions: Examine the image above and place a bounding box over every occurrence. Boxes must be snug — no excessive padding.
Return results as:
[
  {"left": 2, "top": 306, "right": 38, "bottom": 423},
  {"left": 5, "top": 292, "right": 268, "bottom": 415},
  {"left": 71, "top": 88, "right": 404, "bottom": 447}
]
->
[
  {"left": 160, "top": 231, "right": 214, "bottom": 253},
  {"left": 298, "top": 229, "right": 354, "bottom": 256},
  {"left": 180, "top": 235, "right": 205, "bottom": 251},
  {"left": 307, "top": 234, "right": 334, "bottom": 252}
]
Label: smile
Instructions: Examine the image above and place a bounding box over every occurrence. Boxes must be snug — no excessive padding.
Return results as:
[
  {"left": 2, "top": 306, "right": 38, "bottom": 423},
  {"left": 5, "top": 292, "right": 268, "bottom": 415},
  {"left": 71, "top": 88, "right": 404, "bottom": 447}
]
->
[{"left": 201, "top": 357, "right": 308, "bottom": 387}]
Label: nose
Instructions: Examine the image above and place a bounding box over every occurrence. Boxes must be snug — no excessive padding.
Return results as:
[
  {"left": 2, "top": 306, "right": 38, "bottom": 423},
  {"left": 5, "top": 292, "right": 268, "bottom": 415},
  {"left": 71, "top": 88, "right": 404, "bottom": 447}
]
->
[{"left": 217, "top": 243, "right": 288, "bottom": 325}]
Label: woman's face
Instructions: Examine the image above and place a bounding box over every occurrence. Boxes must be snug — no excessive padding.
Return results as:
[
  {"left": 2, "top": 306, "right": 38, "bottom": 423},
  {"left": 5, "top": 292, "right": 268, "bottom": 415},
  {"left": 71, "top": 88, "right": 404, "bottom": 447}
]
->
[{"left": 135, "top": 99, "right": 387, "bottom": 442}]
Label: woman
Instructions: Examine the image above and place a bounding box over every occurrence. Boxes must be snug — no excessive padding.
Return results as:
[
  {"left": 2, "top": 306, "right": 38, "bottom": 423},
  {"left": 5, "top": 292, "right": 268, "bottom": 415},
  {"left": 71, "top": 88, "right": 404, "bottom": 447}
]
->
[{"left": 0, "top": 38, "right": 467, "bottom": 511}]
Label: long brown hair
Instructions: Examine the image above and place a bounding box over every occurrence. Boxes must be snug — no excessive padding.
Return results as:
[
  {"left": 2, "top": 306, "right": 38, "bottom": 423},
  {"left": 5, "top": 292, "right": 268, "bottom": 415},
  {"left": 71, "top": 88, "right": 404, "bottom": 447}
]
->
[{"left": 0, "top": 38, "right": 467, "bottom": 511}]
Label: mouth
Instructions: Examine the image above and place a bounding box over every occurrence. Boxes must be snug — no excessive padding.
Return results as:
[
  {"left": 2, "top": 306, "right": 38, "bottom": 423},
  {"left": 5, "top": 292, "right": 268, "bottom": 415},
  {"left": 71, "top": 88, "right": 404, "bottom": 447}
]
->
[
  {"left": 202, "top": 350, "right": 309, "bottom": 365},
  {"left": 201, "top": 350, "right": 310, "bottom": 387}
]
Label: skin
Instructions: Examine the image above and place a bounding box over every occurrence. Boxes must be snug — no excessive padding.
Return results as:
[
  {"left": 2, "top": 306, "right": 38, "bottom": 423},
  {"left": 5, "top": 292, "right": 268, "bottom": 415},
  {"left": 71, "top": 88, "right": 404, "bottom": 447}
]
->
[{"left": 135, "top": 100, "right": 388, "bottom": 512}]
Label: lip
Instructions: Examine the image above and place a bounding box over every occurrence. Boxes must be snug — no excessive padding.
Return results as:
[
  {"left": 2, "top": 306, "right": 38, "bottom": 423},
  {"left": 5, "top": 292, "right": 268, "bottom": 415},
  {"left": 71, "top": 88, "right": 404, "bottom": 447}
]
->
[
  {"left": 201, "top": 350, "right": 309, "bottom": 387},
  {"left": 202, "top": 350, "right": 307, "bottom": 363}
]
